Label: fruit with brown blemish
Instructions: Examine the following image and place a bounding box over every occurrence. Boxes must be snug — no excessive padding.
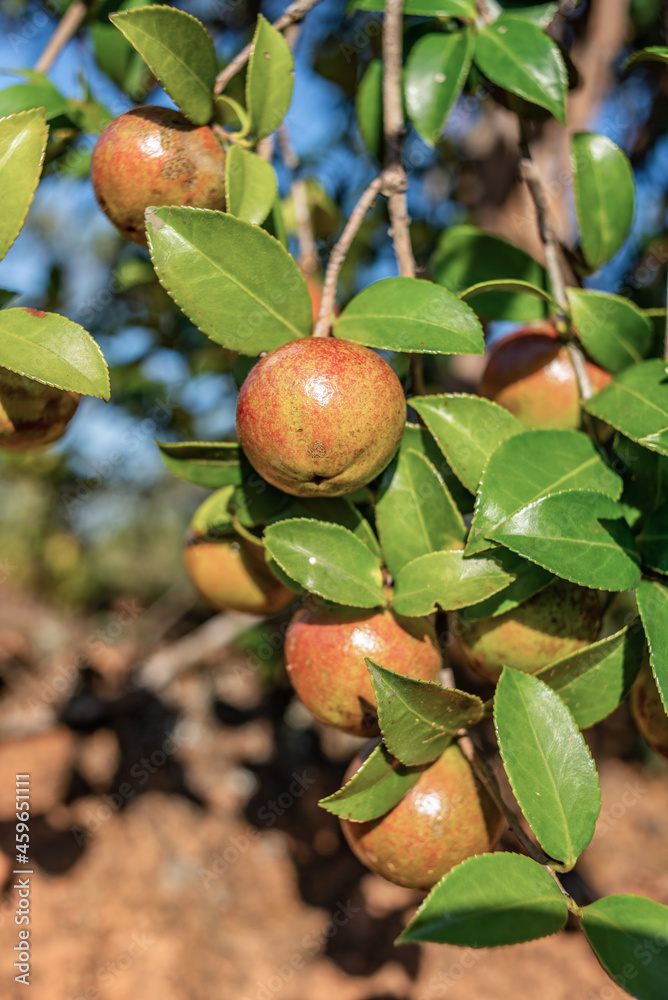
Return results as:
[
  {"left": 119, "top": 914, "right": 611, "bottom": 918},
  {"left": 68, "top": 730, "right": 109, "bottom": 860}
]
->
[
  {"left": 90, "top": 106, "right": 226, "bottom": 247},
  {"left": 480, "top": 322, "right": 611, "bottom": 430},
  {"left": 340, "top": 743, "right": 502, "bottom": 890},
  {"left": 236, "top": 338, "right": 406, "bottom": 497},
  {"left": 284, "top": 595, "right": 442, "bottom": 736},
  {"left": 631, "top": 659, "right": 668, "bottom": 760},
  {"left": 0, "top": 367, "right": 79, "bottom": 451},
  {"left": 456, "top": 579, "right": 602, "bottom": 682}
]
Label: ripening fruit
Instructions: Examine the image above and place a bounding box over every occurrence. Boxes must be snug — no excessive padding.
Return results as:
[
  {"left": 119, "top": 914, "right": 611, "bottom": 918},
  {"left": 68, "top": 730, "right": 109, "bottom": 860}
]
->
[
  {"left": 0, "top": 368, "right": 79, "bottom": 451},
  {"left": 456, "top": 579, "right": 602, "bottom": 682},
  {"left": 284, "top": 596, "right": 442, "bottom": 736},
  {"left": 184, "top": 533, "right": 296, "bottom": 616},
  {"left": 236, "top": 338, "right": 406, "bottom": 497},
  {"left": 479, "top": 322, "right": 611, "bottom": 430},
  {"left": 631, "top": 659, "right": 668, "bottom": 760},
  {"left": 91, "top": 106, "right": 226, "bottom": 247},
  {"left": 341, "top": 743, "right": 502, "bottom": 890}
]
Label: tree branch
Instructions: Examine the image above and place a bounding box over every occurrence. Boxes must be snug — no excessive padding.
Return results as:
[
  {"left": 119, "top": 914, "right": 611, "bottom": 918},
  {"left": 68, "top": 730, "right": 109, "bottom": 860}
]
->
[
  {"left": 34, "top": 0, "right": 92, "bottom": 75},
  {"left": 213, "top": 0, "right": 326, "bottom": 95}
]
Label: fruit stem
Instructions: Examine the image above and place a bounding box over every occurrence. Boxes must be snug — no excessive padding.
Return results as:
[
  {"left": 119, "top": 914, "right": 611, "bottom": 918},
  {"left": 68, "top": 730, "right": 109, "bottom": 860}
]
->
[{"left": 34, "top": 0, "right": 92, "bottom": 74}]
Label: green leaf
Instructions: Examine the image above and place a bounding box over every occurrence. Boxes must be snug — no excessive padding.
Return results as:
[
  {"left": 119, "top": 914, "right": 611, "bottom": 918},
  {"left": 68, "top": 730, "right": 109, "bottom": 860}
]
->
[
  {"left": 225, "top": 145, "right": 277, "bottom": 226},
  {"left": 489, "top": 489, "right": 642, "bottom": 591},
  {"left": 474, "top": 15, "right": 568, "bottom": 123},
  {"left": 376, "top": 448, "right": 466, "bottom": 577},
  {"left": 334, "top": 277, "right": 484, "bottom": 355},
  {"left": 0, "top": 308, "right": 109, "bottom": 400},
  {"left": 0, "top": 81, "right": 69, "bottom": 121},
  {"left": 110, "top": 6, "right": 218, "bottom": 124},
  {"left": 567, "top": 289, "right": 652, "bottom": 374},
  {"left": 318, "top": 743, "right": 424, "bottom": 822},
  {"left": 506, "top": 4, "right": 560, "bottom": 27},
  {"left": 613, "top": 434, "right": 668, "bottom": 529},
  {"left": 571, "top": 132, "right": 635, "bottom": 272},
  {"left": 404, "top": 31, "right": 474, "bottom": 146},
  {"left": 495, "top": 667, "right": 601, "bottom": 868},
  {"left": 636, "top": 579, "right": 668, "bottom": 714},
  {"left": 585, "top": 360, "right": 668, "bottom": 457},
  {"left": 91, "top": 0, "right": 153, "bottom": 99},
  {"left": 459, "top": 559, "right": 553, "bottom": 620},
  {"left": 146, "top": 207, "right": 312, "bottom": 355},
  {"left": 467, "top": 429, "right": 623, "bottom": 556},
  {"left": 367, "top": 660, "right": 484, "bottom": 766},
  {"left": 537, "top": 625, "right": 645, "bottom": 730},
  {"left": 0, "top": 109, "right": 48, "bottom": 263},
  {"left": 0, "top": 289, "right": 17, "bottom": 307},
  {"left": 581, "top": 895, "right": 668, "bottom": 1000},
  {"left": 411, "top": 393, "right": 523, "bottom": 493},
  {"left": 637, "top": 502, "right": 668, "bottom": 574},
  {"left": 157, "top": 440, "right": 243, "bottom": 488},
  {"left": 392, "top": 549, "right": 517, "bottom": 617},
  {"left": 625, "top": 45, "right": 668, "bottom": 70},
  {"left": 246, "top": 15, "right": 294, "bottom": 140},
  {"left": 400, "top": 422, "right": 475, "bottom": 515},
  {"left": 432, "top": 225, "right": 549, "bottom": 322},
  {"left": 189, "top": 485, "right": 235, "bottom": 536},
  {"left": 263, "top": 519, "right": 384, "bottom": 608},
  {"left": 352, "top": 0, "right": 477, "bottom": 15},
  {"left": 270, "top": 497, "right": 380, "bottom": 559},
  {"left": 356, "top": 58, "right": 384, "bottom": 160},
  {"left": 399, "top": 853, "right": 569, "bottom": 946},
  {"left": 461, "top": 278, "right": 555, "bottom": 310}
]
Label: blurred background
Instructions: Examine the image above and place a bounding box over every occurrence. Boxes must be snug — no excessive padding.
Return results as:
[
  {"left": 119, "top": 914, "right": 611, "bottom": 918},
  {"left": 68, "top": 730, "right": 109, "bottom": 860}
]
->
[{"left": 0, "top": 0, "right": 667, "bottom": 996}]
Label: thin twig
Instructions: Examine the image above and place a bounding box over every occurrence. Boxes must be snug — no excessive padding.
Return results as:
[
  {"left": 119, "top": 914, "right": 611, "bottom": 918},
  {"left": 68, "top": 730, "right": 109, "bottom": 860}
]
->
[
  {"left": 474, "top": 0, "right": 493, "bottom": 25},
  {"left": 278, "top": 124, "right": 319, "bottom": 274},
  {"left": 34, "top": 0, "right": 92, "bottom": 74},
  {"left": 213, "top": 0, "right": 325, "bottom": 95}
]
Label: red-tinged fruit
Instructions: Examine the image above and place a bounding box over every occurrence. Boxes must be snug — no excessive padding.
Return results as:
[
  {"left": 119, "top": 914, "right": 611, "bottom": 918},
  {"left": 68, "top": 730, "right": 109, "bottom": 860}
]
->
[
  {"left": 184, "top": 534, "right": 296, "bottom": 616},
  {"left": 341, "top": 743, "right": 502, "bottom": 890},
  {"left": 480, "top": 322, "right": 612, "bottom": 430},
  {"left": 91, "top": 106, "right": 226, "bottom": 247},
  {"left": 0, "top": 368, "right": 79, "bottom": 451},
  {"left": 284, "top": 595, "right": 442, "bottom": 737},
  {"left": 631, "top": 659, "right": 668, "bottom": 760},
  {"left": 456, "top": 579, "right": 602, "bottom": 682},
  {"left": 236, "top": 338, "right": 406, "bottom": 497}
]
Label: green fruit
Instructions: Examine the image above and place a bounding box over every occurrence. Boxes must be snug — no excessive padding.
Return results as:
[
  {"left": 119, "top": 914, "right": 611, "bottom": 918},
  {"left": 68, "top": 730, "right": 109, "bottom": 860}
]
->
[
  {"left": 235, "top": 338, "right": 406, "bottom": 498},
  {"left": 0, "top": 368, "right": 79, "bottom": 451},
  {"left": 341, "top": 743, "right": 502, "bottom": 890},
  {"left": 456, "top": 579, "right": 602, "bottom": 681},
  {"left": 284, "top": 595, "right": 442, "bottom": 737},
  {"left": 631, "top": 659, "right": 668, "bottom": 760}
]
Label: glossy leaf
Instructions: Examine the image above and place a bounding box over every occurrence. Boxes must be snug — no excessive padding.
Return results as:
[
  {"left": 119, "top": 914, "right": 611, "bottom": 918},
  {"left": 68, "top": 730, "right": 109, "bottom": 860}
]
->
[
  {"left": 146, "top": 207, "right": 312, "bottom": 355},
  {"left": 270, "top": 497, "right": 380, "bottom": 559},
  {"left": 318, "top": 743, "right": 424, "bottom": 822},
  {"left": 585, "top": 360, "right": 668, "bottom": 458},
  {"left": 467, "top": 429, "right": 623, "bottom": 556},
  {"left": 537, "top": 626, "right": 645, "bottom": 730},
  {"left": 352, "top": 0, "right": 477, "bottom": 15},
  {"left": 190, "top": 486, "right": 235, "bottom": 537},
  {"left": 508, "top": 4, "right": 560, "bottom": 27},
  {"left": 614, "top": 434, "right": 668, "bottom": 529},
  {"left": 488, "top": 489, "right": 642, "bottom": 591},
  {"left": 400, "top": 422, "right": 474, "bottom": 515},
  {"left": 625, "top": 45, "right": 668, "bottom": 70},
  {"left": 637, "top": 501, "right": 668, "bottom": 574},
  {"left": 495, "top": 668, "right": 601, "bottom": 868},
  {"left": 0, "top": 109, "right": 48, "bottom": 262},
  {"left": 432, "top": 225, "right": 549, "bottom": 321},
  {"left": 228, "top": 480, "right": 289, "bottom": 529},
  {"left": 461, "top": 278, "right": 555, "bottom": 310},
  {"left": 581, "top": 895, "right": 668, "bottom": 1000},
  {"left": 263, "top": 519, "right": 384, "bottom": 608},
  {"left": 91, "top": 0, "right": 152, "bottom": 99},
  {"left": 367, "top": 660, "right": 484, "bottom": 766},
  {"left": 335, "top": 277, "right": 484, "bottom": 355},
  {"left": 399, "top": 853, "right": 569, "bottom": 947},
  {"left": 474, "top": 15, "right": 567, "bottom": 123},
  {"left": 225, "top": 145, "right": 277, "bottom": 226},
  {"left": 157, "top": 441, "right": 243, "bottom": 488},
  {"left": 571, "top": 132, "right": 635, "bottom": 271},
  {"left": 110, "top": 6, "right": 217, "bottom": 124},
  {"left": 405, "top": 31, "right": 474, "bottom": 146},
  {"left": 567, "top": 289, "right": 652, "bottom": 374},
  {"left": 0, "top": 308, "right": 109, "bottom": 399},
  {"left": 411, "top": 393, "right": 523, "bottom": 493},
  {"left": 636, "top": 579, "right": 668, "bottom": 714},
  {"left": 356, "top": 58, "right": 383, "bottom": 160},
  {"left": 376, "top": 448, "right": 466, "bottom": 577},
  {"left": 246, "top": 15, "right": 294, "bottom": 139},
  {"left": 392, "top": 549, "right": 517, "bottom": 617},
  {"left": 458, "top": 559, "right": 553, "bottom": 620},
  {"left": 0, "top": 82, "right": 69, "bottom": 121}
]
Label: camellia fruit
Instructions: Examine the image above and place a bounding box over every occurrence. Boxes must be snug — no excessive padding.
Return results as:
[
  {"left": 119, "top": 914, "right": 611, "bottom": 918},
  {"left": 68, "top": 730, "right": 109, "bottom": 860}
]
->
[
  {"left": 479, "top": 322, "right": 611, "bottom": 430},
  {"left": 0, "top": 368, "right": 79, "bottom": 451},
  {"left": 456, "top": 579, "right": 602, "bottom": 682},
  {"left": 236, "top": 338, "right": 406, "bottom": 497},
  {"left": 91, "top": 106, "right": 226, "bottom": 247},
  {"left": 341, "top": 743, "right": 502, "bottom": 890},
  {"left": 284, "top": 596, "right": 442, "bottom": 736},
  {"left": 631, "top": 660, "right": 668, "bottom": 760}
]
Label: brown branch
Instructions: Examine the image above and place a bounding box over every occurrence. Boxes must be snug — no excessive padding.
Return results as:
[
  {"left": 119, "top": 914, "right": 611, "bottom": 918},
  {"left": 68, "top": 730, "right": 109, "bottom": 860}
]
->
[
  {"left": 213, "top": 0, "right": 326, "bottom": 95},
  {"left": 34, "top": 0, "right": 92, "bottom": 74}
]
